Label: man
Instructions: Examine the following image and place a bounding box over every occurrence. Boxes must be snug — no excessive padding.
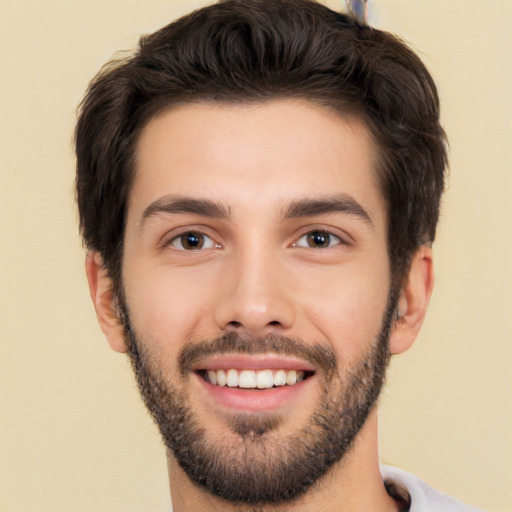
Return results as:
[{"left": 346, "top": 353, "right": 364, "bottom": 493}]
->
[{"left": 75, "top": 0, "right": 483, "bottom": 510}]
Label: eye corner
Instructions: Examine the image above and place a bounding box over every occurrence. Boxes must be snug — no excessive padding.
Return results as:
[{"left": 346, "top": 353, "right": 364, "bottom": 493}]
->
[
  {"left": 161, "top": 229, "right": 222, "bottom": 252},
  {"left": 293, "top": 229, "right": 347, "bottom": 249}
]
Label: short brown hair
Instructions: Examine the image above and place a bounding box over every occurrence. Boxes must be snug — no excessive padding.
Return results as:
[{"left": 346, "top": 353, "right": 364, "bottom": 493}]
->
[{"left": 75, "top": 0, "right": 447, "bottom": 291}]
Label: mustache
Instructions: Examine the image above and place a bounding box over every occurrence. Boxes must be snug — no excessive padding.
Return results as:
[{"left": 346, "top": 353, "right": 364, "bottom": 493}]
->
[{"left": 178, "top": 331, "right": 338, "bottom": 379}]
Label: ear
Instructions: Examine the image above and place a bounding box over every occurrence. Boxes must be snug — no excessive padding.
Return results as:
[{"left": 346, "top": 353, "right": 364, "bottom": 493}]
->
[
  {"left": 389, "top": 246, "right": 434, "bottom": 355},
  {"left": 85, "top": 252, "right": 128, "bottom": 353}
]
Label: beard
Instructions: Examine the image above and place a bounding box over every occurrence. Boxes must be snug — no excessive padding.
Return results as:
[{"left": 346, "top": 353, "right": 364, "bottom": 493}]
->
[{"left": 119, "top": 293, "right": 396, "bottom": 507}]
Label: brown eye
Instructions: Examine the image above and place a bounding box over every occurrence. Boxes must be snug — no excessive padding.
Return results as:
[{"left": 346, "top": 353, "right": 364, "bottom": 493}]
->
[
  {"left": 306, "top": 230, "right": 332, "bottom": 248},
  {"left": 294, "top": 230, "right": 342, "bottom": 249},
  {"left": 181, "top": 232, "right": 203, "bottom": 249},
  {"left": 170, "top": 231, "right": 215, "bottom": 250}
]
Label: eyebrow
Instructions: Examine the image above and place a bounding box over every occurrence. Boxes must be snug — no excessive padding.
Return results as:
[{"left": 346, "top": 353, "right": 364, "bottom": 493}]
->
[
  {"left": 139, "top": 193, "right": 373, "bottom": 229},
  {"left": 139, "top": 195, "right": 231, "bottom": 229},
  {"left": 283, "top": 194, "right": 374, "bottom": 227}
]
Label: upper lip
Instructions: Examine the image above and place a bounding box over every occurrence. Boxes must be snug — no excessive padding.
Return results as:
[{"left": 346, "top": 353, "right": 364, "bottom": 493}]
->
[{"left": 193, "top": 353, "right": 317, "bottom": 372}]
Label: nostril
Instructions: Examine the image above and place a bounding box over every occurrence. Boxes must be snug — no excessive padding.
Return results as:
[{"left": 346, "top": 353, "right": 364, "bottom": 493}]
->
[{"left": 227, "top": 320, "right": 283, "bottom": 330}]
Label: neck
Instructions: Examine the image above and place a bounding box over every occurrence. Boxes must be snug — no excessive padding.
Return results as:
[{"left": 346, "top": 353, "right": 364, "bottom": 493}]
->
[{"left": 167, "top": 410, "right": 398, "bottom": 512}]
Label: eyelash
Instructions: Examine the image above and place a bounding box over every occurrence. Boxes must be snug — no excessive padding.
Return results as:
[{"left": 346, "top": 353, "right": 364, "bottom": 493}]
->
[
  {"left": 163, "top": 228, "right": 349, "bottom": 252},
  {"left": 166, "top": 231, "right": 220, "bottom": 251},
  {"left": 292, "top": 230, "right": 345, "bottom": 249}
]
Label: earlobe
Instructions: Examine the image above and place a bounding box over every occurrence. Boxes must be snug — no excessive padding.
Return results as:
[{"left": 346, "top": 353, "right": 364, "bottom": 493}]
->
[
  {"left": 85, "top": 252, "right": 128, "bottom": 353},
  {"left": 389, "top": 246, "right": 434, "bottom": 355}
]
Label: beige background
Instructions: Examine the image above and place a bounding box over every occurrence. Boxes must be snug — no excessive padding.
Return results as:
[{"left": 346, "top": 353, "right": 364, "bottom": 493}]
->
[{"left": 1, "top": 1, "right": 510, "bottom": 511}]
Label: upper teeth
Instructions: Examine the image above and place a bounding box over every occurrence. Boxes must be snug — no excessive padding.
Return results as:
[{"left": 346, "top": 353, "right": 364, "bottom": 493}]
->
[{"left": 205, "top": 369, "right": 306, "bottom": 389}]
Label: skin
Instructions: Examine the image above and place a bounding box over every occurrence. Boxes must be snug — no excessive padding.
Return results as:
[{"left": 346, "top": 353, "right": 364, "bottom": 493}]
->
[{"left": 86, "top": 100, "right": 434, "bottom": 511}]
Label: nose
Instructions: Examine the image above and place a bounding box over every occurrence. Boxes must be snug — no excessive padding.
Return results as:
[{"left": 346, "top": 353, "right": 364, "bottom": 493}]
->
[{"left": 214, "top": 243, "right": 296, "bottom": 337}]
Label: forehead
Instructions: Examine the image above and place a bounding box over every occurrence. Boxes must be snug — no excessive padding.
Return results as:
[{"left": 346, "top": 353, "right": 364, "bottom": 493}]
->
[{"left": 129, "top": 100, "right": 385, "bottom": 226}]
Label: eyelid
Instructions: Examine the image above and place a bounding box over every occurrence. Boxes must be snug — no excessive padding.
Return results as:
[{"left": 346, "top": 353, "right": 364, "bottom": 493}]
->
[
  {"left": 172, "top": 233, "right": 216, "bottom": 250},
  {"left": 293, "top": 232, "right": 341, "bottom": 249},
  {"left": 160, "top": 226, "right": 222, "bottom": 251},
  {"left": 291, "top": 225, "right": 353, "bottom": 248}
]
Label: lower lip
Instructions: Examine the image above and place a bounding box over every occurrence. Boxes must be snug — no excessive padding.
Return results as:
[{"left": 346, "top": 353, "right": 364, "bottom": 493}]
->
[{"left": 195, "top": 373, "right": 314, "bottom": 412}]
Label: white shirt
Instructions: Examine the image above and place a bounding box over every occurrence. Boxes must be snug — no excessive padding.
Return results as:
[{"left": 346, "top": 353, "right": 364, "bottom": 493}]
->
[{"left": 381, "top": 465, "right": 486, "bottom": 512}]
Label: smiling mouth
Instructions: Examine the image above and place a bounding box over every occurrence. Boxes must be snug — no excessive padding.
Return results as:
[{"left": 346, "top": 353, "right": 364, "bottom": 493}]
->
[{"left": 197, "top": 368, "right": 315, "bottom": 389}]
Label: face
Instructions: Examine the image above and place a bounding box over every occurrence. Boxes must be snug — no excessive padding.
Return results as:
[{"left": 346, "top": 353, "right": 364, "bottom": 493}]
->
[{"left": 119, "top": 100, "right": 394, "bottom": 504}]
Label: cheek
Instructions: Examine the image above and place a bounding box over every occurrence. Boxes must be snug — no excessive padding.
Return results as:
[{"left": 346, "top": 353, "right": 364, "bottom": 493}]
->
[
  {"left": 122, "top": 262, "right": 222, "bottom": 351},
  {"left": 295, "top": 267, "right": 390, "bottom": 363}
]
